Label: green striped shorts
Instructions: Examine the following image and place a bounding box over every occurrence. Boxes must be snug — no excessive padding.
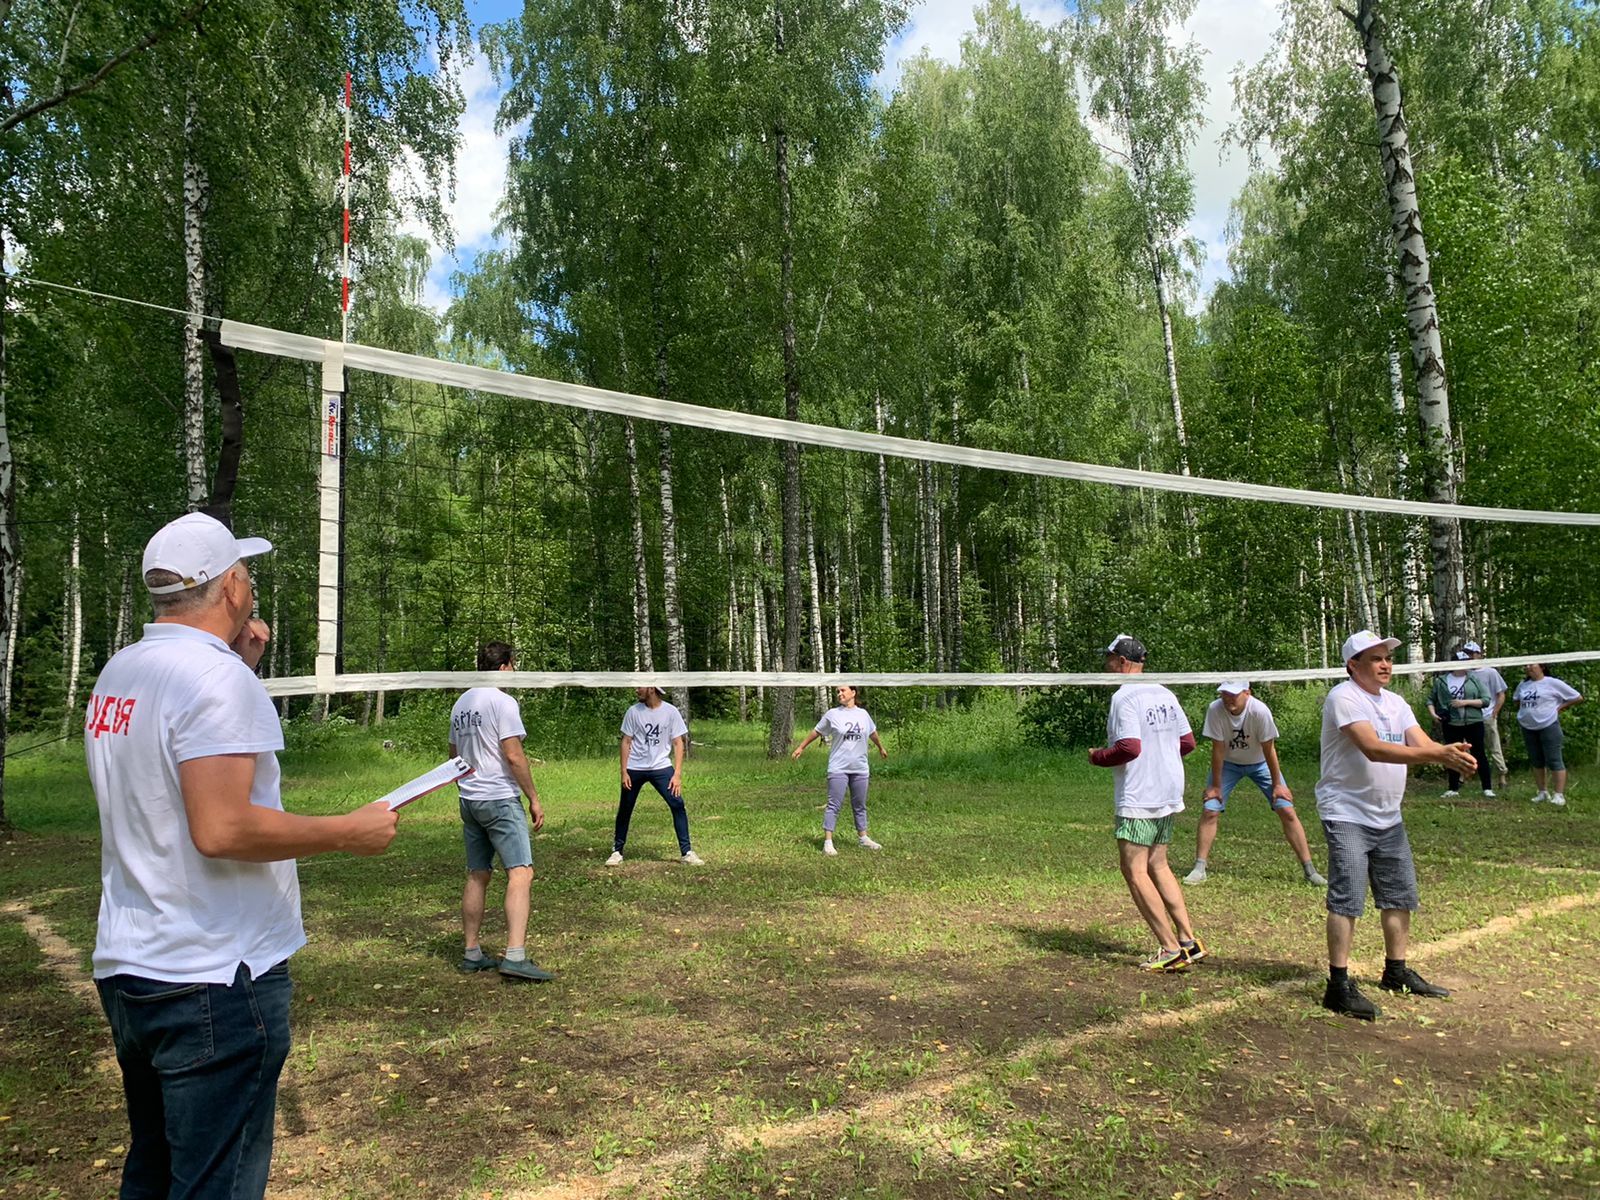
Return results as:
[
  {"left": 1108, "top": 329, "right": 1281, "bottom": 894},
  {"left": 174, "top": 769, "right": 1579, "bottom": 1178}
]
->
[{"left": 1114, "top": 814, "right": 1176, "bottom": 846}]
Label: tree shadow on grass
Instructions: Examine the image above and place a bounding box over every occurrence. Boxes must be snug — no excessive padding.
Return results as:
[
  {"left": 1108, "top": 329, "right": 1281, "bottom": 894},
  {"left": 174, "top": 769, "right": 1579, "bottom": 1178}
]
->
[{"left": 1006, "top": 923, "right": 1310, "bottom": 986}]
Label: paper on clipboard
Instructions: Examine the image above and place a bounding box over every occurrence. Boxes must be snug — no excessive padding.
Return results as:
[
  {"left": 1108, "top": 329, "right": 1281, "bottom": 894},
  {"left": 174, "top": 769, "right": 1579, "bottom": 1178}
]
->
[{"left": 373, "top": 757, "right": 475, "bottom": 811}]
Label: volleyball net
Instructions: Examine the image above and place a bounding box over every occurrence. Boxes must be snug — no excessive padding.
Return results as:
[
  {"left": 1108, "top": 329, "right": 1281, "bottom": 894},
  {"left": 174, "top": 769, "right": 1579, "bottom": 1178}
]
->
[
  {"left": 194, "top": 317, "right": 1600, "bottom": 701},
  {"left": 7, "top": 271, "right": 1600, "bottom": 727}
]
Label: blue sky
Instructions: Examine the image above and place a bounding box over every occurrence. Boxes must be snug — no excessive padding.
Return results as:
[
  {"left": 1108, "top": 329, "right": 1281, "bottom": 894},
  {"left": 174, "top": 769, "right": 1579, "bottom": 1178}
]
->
[{"left": 405, "top": 0, "right": 1280, "bottom": 313}]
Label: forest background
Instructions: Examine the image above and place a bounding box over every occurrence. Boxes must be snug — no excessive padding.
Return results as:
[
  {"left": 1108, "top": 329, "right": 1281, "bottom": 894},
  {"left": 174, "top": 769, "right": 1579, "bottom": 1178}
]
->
[{"left": 3, "top": 0, "right": 1599, "bottom": 817}]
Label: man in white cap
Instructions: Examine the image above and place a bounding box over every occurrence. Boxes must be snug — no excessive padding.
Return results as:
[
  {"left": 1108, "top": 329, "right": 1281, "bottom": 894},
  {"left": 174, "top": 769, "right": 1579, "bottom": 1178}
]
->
[
  {"left": 1089, "top": 635, "right": 1206, "bottom": 971},
  {"left": 1316, "top": 629, "right": 1477, "bottom": 1020},
  {"left": 1463, "top": 641, "right": 1510, "bottom": 792},
  {"left": 86, "top": 512, "right": 399, "bottom": 1199},
  {"left": 1184, "top": 681, "right": 1327, "bottom": 887},
  {"left": 609, "top": 684, "right": 704, "bottom": 865}
]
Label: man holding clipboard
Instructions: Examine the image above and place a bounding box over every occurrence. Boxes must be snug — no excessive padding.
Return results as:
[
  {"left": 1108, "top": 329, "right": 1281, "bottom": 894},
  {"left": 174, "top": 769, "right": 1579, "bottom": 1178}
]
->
[{"left": 448, "top": 641, "right": 553, "bottom": 982}]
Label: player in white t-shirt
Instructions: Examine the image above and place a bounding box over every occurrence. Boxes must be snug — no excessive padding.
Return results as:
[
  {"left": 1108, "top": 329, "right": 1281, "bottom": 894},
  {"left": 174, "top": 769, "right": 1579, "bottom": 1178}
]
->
[
  {"left": 791, "top": 684, "right": 890, "bottom": 855},
  {"left": 1316, "top": 630, "right": 1478, "bottom": 1021},
  {"left": 1511, "top": 663, "right": 1584, "bottom": 807},
  {"left": 609, "top": 686, "right": 704, "bottom": 865},
  {"left": 1088, "top": 635, "right": 1206, "bottom": 973},
  {"left": 448, "top": 642, "right": 551, "bottom": 982},
  {"left": 87, "top": 513, "right": 397, "bottom": 1200},
  {"left": 1182, "top": 682, "right": 1328, "bottom": 887}
]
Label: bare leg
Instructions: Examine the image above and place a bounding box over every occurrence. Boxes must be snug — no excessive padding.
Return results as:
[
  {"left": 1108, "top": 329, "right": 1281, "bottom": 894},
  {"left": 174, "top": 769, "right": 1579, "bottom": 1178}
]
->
[
  {"left": 1326, "top": 912, "right": 1356, "bottom": 969},
  {"left": 1277, "top": 807, "right": 1314, "bottom": 864},
  {"left": 1532, "top": 766, "right": 1547, "bottom": 792},
  {"left": 1553, "top": 768, "right": 1569, "bottom": 794},
  {"left": 1118, "top": 841, "right": 1178, "bottom": 951},
  {"left": 1379, "top": 908, "right": 1410, "bottom": 960},
  {"left": 504, "top": 865, "right": 532, "bottom": 951},
  {"left": 462, "top": 869, "right": 491, "bottom": 950},
  {"left": 1148, "top": 844, "right": 1195, "bottom": 943},
  {"left": 1193, "top": 811, "right": 1220, "bottom": 862}
]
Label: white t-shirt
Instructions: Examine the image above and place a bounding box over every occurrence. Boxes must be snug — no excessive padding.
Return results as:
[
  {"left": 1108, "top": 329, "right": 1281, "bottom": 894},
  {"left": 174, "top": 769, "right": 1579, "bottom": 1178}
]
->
[
  {"left": 449, "top": 687, "right": 528, "bottom": 802},
  {"left": 1513, "top": 676, "right": 1581, "bottom": 730},
  {"left": 1202, "top": 696, "right": 1279, "bottom": 766},
  {"left": 621, "top": 701, "right": 688, "bottom": 771},
  {"left": 814, "top": 706, "right": 877, "bottom": 775},
  {"left": 86, "top": 623, "right": 303, "bottom": 984},
  {"left": 1106, "top": 682, "right": 1192, "bottom": 819},
  {"left": 1470, "top": 665, "right": 1508, "bottom": 706},
  {"left": 1315, "top": 679, "right": 1420, "bottom": 829}
]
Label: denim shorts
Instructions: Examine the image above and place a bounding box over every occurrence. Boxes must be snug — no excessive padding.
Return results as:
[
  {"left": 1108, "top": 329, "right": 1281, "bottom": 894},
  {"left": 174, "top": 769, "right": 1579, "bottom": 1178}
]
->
[
  {"left": 1321, "top": 819, "right": 1419, "bottom": 917},
  {"left": 1204, "top": 761, "right": 1292, "bottom": 812},
  {"left": 461, "top": 794, "right": 533, "bottom": 871}
]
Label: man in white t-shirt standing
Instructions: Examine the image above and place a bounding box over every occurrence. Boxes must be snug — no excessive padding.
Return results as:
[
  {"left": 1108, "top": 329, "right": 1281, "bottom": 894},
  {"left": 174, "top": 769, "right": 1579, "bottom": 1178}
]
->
[
  {"left": 1317, "top": 629, "right": 1478, "bottom": 1020},
  {"left": 87, "top": 513, "right": 398, "bottom": 1200},
  {"left": 449, "top": 642, "right": 552, "bottom": 982},
  {"left": 1088, "top": 635, "right": 1206, "bottom": 972},
  {"left": 1183, "top": 681, "right": 1328, "bottom": 887},
  {"left": 609, "top": 685, "right": 704, "bottom": 865},
  {"left": 1464, "top": 640, "right": 1509, "bottom": 792}
]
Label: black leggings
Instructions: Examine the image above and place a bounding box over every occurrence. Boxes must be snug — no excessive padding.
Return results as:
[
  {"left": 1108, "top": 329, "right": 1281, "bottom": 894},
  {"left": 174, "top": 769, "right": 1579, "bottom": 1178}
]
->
[{"left": 1442, "top": 721, "right": 1490, "bottom": 791}]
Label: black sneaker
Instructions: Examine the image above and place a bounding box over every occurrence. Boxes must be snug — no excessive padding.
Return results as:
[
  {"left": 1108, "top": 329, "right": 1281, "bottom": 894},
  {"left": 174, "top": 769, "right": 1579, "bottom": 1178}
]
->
[
  {"left": 1379, "top": 965, "right": 1450, "bottom": 998},
  {"left": 499, "top": 958, "right": 556, "bottom": 983},
  {"left": 1322, "top": 977, "right": 1381, "bottom": 1021}
]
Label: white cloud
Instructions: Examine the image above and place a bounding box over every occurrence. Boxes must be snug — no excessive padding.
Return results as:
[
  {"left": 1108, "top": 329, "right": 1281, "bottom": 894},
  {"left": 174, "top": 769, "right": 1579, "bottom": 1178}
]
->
[{"left": 396, "top": 50, "right": 518, "bottom": 313}]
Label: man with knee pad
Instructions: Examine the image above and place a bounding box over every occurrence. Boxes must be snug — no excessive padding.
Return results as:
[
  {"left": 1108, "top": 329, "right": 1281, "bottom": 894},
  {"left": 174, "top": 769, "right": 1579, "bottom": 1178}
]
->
[{"left": 1184, "top": 681, "right": 1327, "bottom": 887}]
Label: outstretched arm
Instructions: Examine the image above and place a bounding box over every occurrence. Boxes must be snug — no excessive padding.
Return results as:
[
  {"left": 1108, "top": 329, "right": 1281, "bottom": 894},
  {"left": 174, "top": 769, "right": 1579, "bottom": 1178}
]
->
[{"left": 792, "top": 730, "right": 822, "bottom": 759}]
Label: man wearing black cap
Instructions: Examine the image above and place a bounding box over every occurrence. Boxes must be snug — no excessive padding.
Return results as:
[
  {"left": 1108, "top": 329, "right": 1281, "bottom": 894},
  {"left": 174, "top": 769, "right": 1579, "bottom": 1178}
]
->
[
  {"left": 1090, "top": 634, "right": 1206, "bottom": 972},
  {"left": 86, "top": 513, "right": 398, "bottom": 1199}
]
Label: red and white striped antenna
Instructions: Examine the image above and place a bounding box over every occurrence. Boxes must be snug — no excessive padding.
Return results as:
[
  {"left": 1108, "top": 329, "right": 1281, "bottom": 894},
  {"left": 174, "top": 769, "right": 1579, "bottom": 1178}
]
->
[{"left": 341, "top": 71, "right": 352, "bottom": 342}]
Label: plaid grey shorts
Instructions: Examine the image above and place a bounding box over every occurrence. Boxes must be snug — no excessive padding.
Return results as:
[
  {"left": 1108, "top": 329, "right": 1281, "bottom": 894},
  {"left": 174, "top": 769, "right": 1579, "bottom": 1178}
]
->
[{"left": 1320, "top": 819, "right": 1419, "bottom": 917}]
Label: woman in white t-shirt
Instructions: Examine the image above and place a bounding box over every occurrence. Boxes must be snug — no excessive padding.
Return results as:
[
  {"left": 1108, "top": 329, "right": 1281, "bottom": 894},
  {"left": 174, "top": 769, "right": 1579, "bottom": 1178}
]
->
[
  {"left": 1511, "top": 664, "right": 1584, "bottom": 807},
  {"left": 792, "top": 685, "right": 889, "bottom": 855}
]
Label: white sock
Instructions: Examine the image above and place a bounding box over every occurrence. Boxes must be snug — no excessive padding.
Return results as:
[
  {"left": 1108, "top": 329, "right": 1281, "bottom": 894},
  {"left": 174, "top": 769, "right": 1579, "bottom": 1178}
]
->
[
  {"left": 464, "top": 946, "right": 485, "bottom": 962},
  {"left": 503, "top": 946, "right": 527, "bottom": 962}
]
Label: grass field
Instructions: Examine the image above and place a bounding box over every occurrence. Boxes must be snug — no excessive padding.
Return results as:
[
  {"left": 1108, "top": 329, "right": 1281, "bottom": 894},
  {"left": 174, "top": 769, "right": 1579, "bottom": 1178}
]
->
[{"left": 2, "top": 710, "right": 1598, "bottom": 1199}]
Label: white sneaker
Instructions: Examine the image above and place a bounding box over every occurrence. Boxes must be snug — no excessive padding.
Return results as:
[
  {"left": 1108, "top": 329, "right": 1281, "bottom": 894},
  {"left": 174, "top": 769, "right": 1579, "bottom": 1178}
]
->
[
  {"left": 605, "top": 850, "right": 624, "bottom": 866},
  {"left": 1531, "top": 790, "right": 1548, "bottom": 804},
  {"left": 1183, "top": 863, "right": 1208, "bottom": 885},
  {"left": 1441, "top": 790, "right": 1460, "bottom": 799},
  {"left": 857, "top": 835, "right": 883, "bottom": 851},
  {"left": 1483, "top": 788, "right": 1497, "bottom": 799},
  {"left": 681, "top": 850, "right": 707, "bottom": 865},
  {"left": 1550, "top": 794, "right": 1567, "bottom": 808},
  {"left": 822, "top": 840, "right": 838, "bottom": 856}
]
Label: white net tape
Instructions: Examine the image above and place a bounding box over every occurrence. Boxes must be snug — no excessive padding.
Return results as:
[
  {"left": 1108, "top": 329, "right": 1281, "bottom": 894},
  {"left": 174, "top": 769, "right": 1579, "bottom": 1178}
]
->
[
  {"left": 259, "top": 652, "right": 1600, "bottom": 698},
  {"left": 219, "top": 320, "right": 1600, "bottom": 527}
]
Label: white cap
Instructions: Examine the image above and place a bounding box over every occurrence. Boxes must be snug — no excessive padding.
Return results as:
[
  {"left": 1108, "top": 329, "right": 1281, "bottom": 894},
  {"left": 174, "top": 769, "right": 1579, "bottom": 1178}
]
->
[
  {"left": 1216, "top": 680, "right": 1250, "bottom": 695},
  {"left": 1340, "top": 629, "right": 1401, "bottom": 663},
  {"left": 1464, "top": 640, "right": 1484, "bottom": 654},
  {"left": 142, "top": 513, "right": 273, "bottom": 595}
]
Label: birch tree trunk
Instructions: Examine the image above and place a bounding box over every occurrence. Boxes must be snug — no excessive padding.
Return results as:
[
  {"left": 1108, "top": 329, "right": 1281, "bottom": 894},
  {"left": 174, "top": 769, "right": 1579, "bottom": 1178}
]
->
[
  {"left": 766, "top": 2, "right": 803, "bottom": 757},
  {"left": 1348, "top": 0, "right": 1468, "bottom": 657},
  {"left": 182, "top": 91, "right": 209, "bottom": 511},
  {"left": 1388, "top": 342, "right": 1426, "bottom": 664},
  {"left": 624, "top": 418, "right": 654, "bottom": 671},
  {"left": 651, "top": 246, "right": 689, "bottom": 718},
  {"left": 2, "top": 565, "right": 20, "bottom": 723},
  {"left": 921, "top": 461, "right": 943, "bottom": 670},
  {"left": 948, "top": 398, "right": 964, "bottom": 674},
  {"left": 1147, "top": 231, "right": 1198, "bottom": 544},
  {"left": 61, "top": 514, "right": 83, "bottom": 734},
  {"left": 805, "top": 502, "right": 827, "bottom": 714},
  {"left": 873, "top": 390, "right": 893, "bottom": 605},
  {"left": 719, "top": 473, "right": 747, "bottom": 720}
]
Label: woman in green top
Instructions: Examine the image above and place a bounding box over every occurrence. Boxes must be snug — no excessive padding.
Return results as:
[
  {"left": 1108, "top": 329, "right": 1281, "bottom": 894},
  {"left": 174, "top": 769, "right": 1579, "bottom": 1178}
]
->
[{"left": 1426, "top": 651, "right": 1493, "bottom": 797}]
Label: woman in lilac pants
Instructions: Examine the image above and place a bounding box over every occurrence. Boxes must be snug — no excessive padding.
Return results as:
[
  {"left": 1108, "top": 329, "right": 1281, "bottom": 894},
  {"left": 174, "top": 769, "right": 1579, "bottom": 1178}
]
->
[{"left": 792, "top": 685, "right": 889, "bottom": 856}]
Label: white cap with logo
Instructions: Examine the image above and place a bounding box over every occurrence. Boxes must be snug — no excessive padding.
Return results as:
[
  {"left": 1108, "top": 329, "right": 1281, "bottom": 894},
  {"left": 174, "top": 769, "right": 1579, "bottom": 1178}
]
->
[
  {"left": 1216, "top": 680, "right": 1250, "bottom": 695},
  {"left": 1464, "top": 640, "right": 1484, "bottom": 654},
  {"left": 142, "top": 513, "right": 273, "bottom": 595},
  {"left": 1340, "top": 629, "right": 1401, "bottom": 663}
]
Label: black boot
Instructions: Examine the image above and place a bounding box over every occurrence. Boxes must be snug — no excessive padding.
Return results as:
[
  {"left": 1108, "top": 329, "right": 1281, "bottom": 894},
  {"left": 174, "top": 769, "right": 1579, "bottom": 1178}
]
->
[{"left": 1322, "top": 976, "right": 1381, "bottom": 1021}]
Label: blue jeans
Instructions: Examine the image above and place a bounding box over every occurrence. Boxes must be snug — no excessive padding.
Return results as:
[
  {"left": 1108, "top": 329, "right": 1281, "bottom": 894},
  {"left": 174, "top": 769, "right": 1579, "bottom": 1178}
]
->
[
  {"left": 615, "top": 767, "right": 691, "bottom": 854},
  {"left": 96, "top": 960, "right": 292, "bottom": 1200}
]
